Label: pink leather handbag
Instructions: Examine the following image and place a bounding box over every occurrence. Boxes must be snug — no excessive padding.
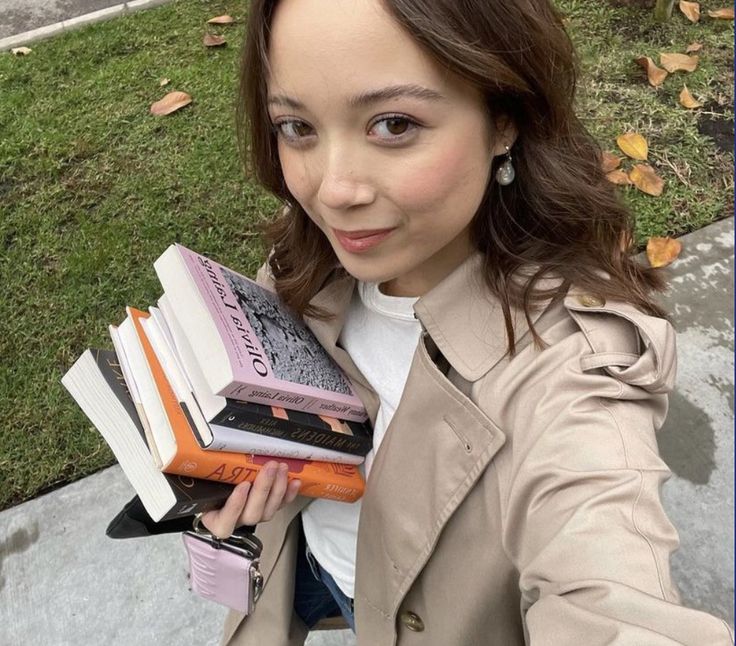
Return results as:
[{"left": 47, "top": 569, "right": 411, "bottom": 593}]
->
[{"left": 182, "top": 515, "right": 264, "bottom": 614}]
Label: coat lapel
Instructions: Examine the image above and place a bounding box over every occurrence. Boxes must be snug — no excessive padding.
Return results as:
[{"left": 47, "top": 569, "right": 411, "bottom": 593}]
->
[{"left": 413, "top": 253, "right": 565, "bottom": 380}]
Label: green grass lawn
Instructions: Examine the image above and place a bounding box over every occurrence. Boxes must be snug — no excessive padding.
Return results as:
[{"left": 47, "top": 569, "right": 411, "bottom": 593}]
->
[{"left": 0, "top": 0, "right": 732, "bottom": 510}]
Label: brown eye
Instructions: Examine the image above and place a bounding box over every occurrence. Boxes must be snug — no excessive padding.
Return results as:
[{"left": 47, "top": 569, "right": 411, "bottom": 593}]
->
[
  {"left": 293, "top": 121, "right": 312, "bottom": 137},
  {"left": 385, "top": 118, "right": 409, "bottom": 135},
  {"left": 274, "top": 120, "right": 315, "bottom": 143},
  {"left": 370, "top": 115, "right": 419, "bottom": 142}
]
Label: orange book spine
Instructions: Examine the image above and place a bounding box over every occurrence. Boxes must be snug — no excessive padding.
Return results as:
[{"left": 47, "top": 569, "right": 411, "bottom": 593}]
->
[{"left": 128, "top": 307, "right": 364, "bottom": 503}]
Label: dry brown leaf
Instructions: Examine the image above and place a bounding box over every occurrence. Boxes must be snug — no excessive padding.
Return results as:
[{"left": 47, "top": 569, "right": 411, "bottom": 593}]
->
[
  {"left": 602, "top": 152, "right": 622, "bottom": 173},
  {"left": 679, "top": 1, "right": 701, "bottom": 22},
  {"left": 207, "top": 14, "right": 235, "bottom": 24},
  {"left": 11, "top": 47, "right": 32, "bottom": 56},
  {"left": 150, "top": 91, "right": 192, "bottom": 116},
  {"left": 606, "top": 169, "right": 633, "bottom": 185},
  {"left": 203, "top": 34, "right": 227, "bottom": 47},
  {"left": 685, "top": 42, "right": 703, "bottom": 53},
  {"left": 634, "top": 56, "right": 668, "bottom": 87},
  {"left": 159, "top": 78, "right": 170, "bottom": 87},
  {"left": 660, "top": 52, "right": 699, "bottom": 72},
  {"left": 679, "top": 85, "right": 703, "bottom": 109},
  {"left": 616, "top": 132, "right": 649, "bottom": 160},
  {"left": 707, "top": 7, "right": 734, "bottom": 19},
  {"left": 629, "top": 164, "right": 664, "bottom": 196},
  {"left": 646, "top": 237, "right": 682, "bottom": 268}
]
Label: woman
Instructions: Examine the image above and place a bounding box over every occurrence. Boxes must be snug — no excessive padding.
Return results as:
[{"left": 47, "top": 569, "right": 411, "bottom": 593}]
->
[{"left": 202, "top": 0, "right": 735, "bottom": 643}]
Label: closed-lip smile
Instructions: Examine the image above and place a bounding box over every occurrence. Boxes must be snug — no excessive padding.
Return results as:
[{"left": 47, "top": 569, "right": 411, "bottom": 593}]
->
[
  {"left": 333, "top": 227, "right": 396, "bottom": 239},
  {"left": 332, "top": 227, "right": 396, "bottom": 252}
]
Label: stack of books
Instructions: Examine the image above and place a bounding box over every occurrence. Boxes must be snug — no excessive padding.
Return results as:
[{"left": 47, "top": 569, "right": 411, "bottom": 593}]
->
[{"left": 62, "top": 244, "right": 372, "bottom": 523}]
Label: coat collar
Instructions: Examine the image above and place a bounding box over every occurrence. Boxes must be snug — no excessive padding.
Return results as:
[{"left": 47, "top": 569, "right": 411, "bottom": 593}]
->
[{"left": 306, "top": 252, "right": 566, "bottom": 384}]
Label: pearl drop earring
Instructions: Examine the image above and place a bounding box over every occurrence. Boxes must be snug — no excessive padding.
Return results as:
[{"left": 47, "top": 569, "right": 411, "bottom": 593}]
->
[{"left": 495, "top": 145, "right": 515, "bottom": 186}]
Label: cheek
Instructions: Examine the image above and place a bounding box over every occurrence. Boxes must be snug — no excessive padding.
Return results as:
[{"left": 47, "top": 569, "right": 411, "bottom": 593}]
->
[
  {"left": 279, "top": 148, "right": 314, "bottom": 201},
  {"left": 391, "top": 142, "right": 490, "bottom": 215}
]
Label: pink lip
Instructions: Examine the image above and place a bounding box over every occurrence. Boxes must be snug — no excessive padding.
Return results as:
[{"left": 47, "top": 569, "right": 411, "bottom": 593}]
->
[{"left": 332, "top": 227, "right": 396, "bottom": 253}]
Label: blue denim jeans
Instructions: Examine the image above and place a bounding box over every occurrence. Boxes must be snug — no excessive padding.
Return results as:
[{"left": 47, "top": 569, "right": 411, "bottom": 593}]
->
[{"left": 293, "top": 520, "right": 356, "bottom": 632}]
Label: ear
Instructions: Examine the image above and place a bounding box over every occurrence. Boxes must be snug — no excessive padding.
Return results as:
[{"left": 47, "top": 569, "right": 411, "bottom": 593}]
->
[{"left": 490, "top": 114, "right": 518, "bottom": 157}]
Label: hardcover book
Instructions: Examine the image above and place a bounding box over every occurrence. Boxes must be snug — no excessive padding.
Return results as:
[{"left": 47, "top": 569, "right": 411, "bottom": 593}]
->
[
  {"left": 154, "top": 294, "right": 372, "bottom": 458},
  {"left": 125, "top": 305, "right": 365, "bottom": 503},
  {"left": 153, "top": 244, "right": 367, "bottom": 422},
  {"left": 61, "top": 348, "right": 234, "bottom": 522}
]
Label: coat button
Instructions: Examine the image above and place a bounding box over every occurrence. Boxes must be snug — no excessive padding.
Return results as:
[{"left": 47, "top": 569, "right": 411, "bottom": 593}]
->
[
  {"left": 400, "top": 610, "right": 425, "bottom": 632},
  {"left": 577, "top": 294, "right": 605, "bottom": 308}
]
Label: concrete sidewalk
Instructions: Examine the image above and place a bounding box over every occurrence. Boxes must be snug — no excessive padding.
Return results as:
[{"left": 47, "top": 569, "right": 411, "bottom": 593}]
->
[
  {"left": 0, "top": 0, "right": 172, "bottom": 50},
  {"left": 0, "top": 218, "right": 733, "bottom": 644}
]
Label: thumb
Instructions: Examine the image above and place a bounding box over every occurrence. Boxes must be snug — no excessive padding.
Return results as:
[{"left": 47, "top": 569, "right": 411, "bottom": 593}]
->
[{"left": 201, "top": 481, "right": 251, "bottom": 539}]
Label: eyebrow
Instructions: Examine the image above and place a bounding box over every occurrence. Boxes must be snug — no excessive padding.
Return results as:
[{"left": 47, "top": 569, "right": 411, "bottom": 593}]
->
[{"left": 267, "top": 84, "right": 446, "bottom": 110}]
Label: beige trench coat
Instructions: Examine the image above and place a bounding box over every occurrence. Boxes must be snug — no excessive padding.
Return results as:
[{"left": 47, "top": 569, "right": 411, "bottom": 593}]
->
[{"left": 222, "top": 253, "right": 734, "bottom": 646}]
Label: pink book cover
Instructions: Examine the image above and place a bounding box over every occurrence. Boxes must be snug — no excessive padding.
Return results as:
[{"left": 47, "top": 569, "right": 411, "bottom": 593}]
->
[{"left": 175, "top": 244, "right": 368, "bottom": 422}]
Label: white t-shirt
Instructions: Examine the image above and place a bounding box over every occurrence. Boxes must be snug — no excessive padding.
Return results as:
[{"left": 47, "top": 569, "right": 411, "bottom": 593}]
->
[{"left": 300, "top": 281, "right": 422, "bottom": 598}]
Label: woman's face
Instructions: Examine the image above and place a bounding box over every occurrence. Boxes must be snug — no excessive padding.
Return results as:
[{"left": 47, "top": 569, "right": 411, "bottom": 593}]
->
[{"left": 267, "top": 0, "right": 514, "bottom": 296}]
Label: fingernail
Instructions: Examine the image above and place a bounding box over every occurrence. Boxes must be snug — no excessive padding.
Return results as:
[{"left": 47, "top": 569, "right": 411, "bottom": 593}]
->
[
  {"left": 279, "top": 463, "right": 289, "bottom": 472},
  {"left": 266, "top": 464, "right": 277, "bottom": 476}
]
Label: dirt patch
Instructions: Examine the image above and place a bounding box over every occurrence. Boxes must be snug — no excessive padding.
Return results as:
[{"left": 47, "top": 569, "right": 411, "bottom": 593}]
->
[{"left": 698, "top": 102, "right": 734, "bottom": 154}]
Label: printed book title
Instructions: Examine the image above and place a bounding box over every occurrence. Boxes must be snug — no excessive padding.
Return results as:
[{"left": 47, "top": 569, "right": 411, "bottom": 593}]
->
[{"left": 197, "top": 256, "right": 270, "bottom": 378}]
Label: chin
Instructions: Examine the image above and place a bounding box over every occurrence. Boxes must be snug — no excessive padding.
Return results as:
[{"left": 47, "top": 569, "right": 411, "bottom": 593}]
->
[{"left": 335, "top": 256, "right": 396, "bottom": 286}]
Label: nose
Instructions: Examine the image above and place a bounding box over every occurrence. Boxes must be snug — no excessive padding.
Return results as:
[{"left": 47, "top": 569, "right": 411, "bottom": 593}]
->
[{"left": 316, "top": 148, "right": 376, "bottom": 211}]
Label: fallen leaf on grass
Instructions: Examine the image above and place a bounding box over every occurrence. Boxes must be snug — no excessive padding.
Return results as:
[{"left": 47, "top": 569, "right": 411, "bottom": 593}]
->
[
  {"left": 660, "top": 52, "right": 699, "bottom": 72},
  {"left": 679, "top": 1, "right": 701, "bottom": 22},
  {"left": 207, "top": 14, "right": 234, "bottom": 24},
  {"left": 150, "top": 91, "right": 192, "bottom": 116},
  {"left": 203, "top": 34, "right": 227, "bottom": 47},
  {"left": 685, "top": 42, "right": 703, "bottom": 53},
  {"left": 629, "top": 164, "right": 664, "bottom": 196},
  {"left": 159, "top": 78, "right": 170, "bottom": 86},
  {"left": 606, "top": 169, "right": 633, "bottom": 185},
  {"left": 646, "top": 237, "right": 682, "bottom": 267},
  {"left": 635, "top": 56, "right": 668, "bottom": 87},
  {"left": 679, "top": 85, "right": 702, "bottom": 108},
  {"left": 616, "top": 132, "right": 648, "bottom": 160},
  {"left": 602, "top": 152, "right": 622, "bottom": 172},
  {"left": 707, "top": 7, "right": 734, "bottom": 19},
  {"left": 11, "top": 47, "right": 32, "bottom": 56}
]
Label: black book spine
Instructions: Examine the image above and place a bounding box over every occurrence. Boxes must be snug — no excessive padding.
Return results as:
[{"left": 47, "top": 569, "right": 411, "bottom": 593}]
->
[
  {"left": 210, "top": 406, "right": 372, "bottom": 457},
  {"left": 163, "top": 473, "right": 233, "bottom": 520}
]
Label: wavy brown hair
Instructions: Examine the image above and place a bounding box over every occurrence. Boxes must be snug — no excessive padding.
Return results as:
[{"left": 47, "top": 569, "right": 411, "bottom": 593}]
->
[{"left": 237, "top": 0, "right": 668, "bottom": 355}]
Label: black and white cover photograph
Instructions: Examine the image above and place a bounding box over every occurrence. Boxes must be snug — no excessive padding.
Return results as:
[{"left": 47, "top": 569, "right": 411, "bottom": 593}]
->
[{"left": 220, "top": 265, "right": 354, "bottom": 395}]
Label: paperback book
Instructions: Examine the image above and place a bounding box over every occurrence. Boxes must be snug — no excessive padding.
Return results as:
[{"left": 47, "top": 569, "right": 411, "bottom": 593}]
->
[
  {"left": 154, "top": 244, "right": 367, "bottom": 422},
  {"left": 61, "top": 348, "right": 234, "bottom": 522}
]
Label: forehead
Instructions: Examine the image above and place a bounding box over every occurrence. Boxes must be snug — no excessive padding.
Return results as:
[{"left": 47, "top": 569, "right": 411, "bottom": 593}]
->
[{"left": 267, "top": 0, "right": 448, "bottom": 103}]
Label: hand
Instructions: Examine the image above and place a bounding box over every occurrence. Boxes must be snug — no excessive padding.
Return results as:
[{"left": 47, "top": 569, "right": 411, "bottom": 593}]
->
[{"left": 200, "top": 461, "right": 302, "bottom": 539}]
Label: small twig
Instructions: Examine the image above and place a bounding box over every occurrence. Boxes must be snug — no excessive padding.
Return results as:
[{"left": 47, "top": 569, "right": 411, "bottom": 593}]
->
[
  {"left": 697, "top": 110, "right": 731, "bottom": 118},
  {"left": 650, "top": 150, "right": 692, "bottom": 187}
]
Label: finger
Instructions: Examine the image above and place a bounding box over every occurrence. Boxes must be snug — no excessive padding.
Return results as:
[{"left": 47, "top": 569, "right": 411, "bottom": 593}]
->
[
  {"left": 284, "top": 479, "right": 302, "bottom": 505},
  {"left": 201, "top": 480, "right": 251, "bottom": 538},
  {"left": 261, "top": 463, "right": 290, "bottom": 521},
  {"left": 239, "top": 461, "right": 279, "bottom": 526}
]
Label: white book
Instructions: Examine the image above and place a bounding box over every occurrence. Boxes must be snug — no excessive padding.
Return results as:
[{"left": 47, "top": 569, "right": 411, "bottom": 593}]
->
[{"left": 61, "top": 348, "right": 232, "bottom": 522}]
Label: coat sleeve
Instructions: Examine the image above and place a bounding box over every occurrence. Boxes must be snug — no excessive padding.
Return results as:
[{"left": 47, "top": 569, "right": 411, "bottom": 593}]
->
[{"left": 500, "top": 300, "right": 734, "bottom": 645}]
